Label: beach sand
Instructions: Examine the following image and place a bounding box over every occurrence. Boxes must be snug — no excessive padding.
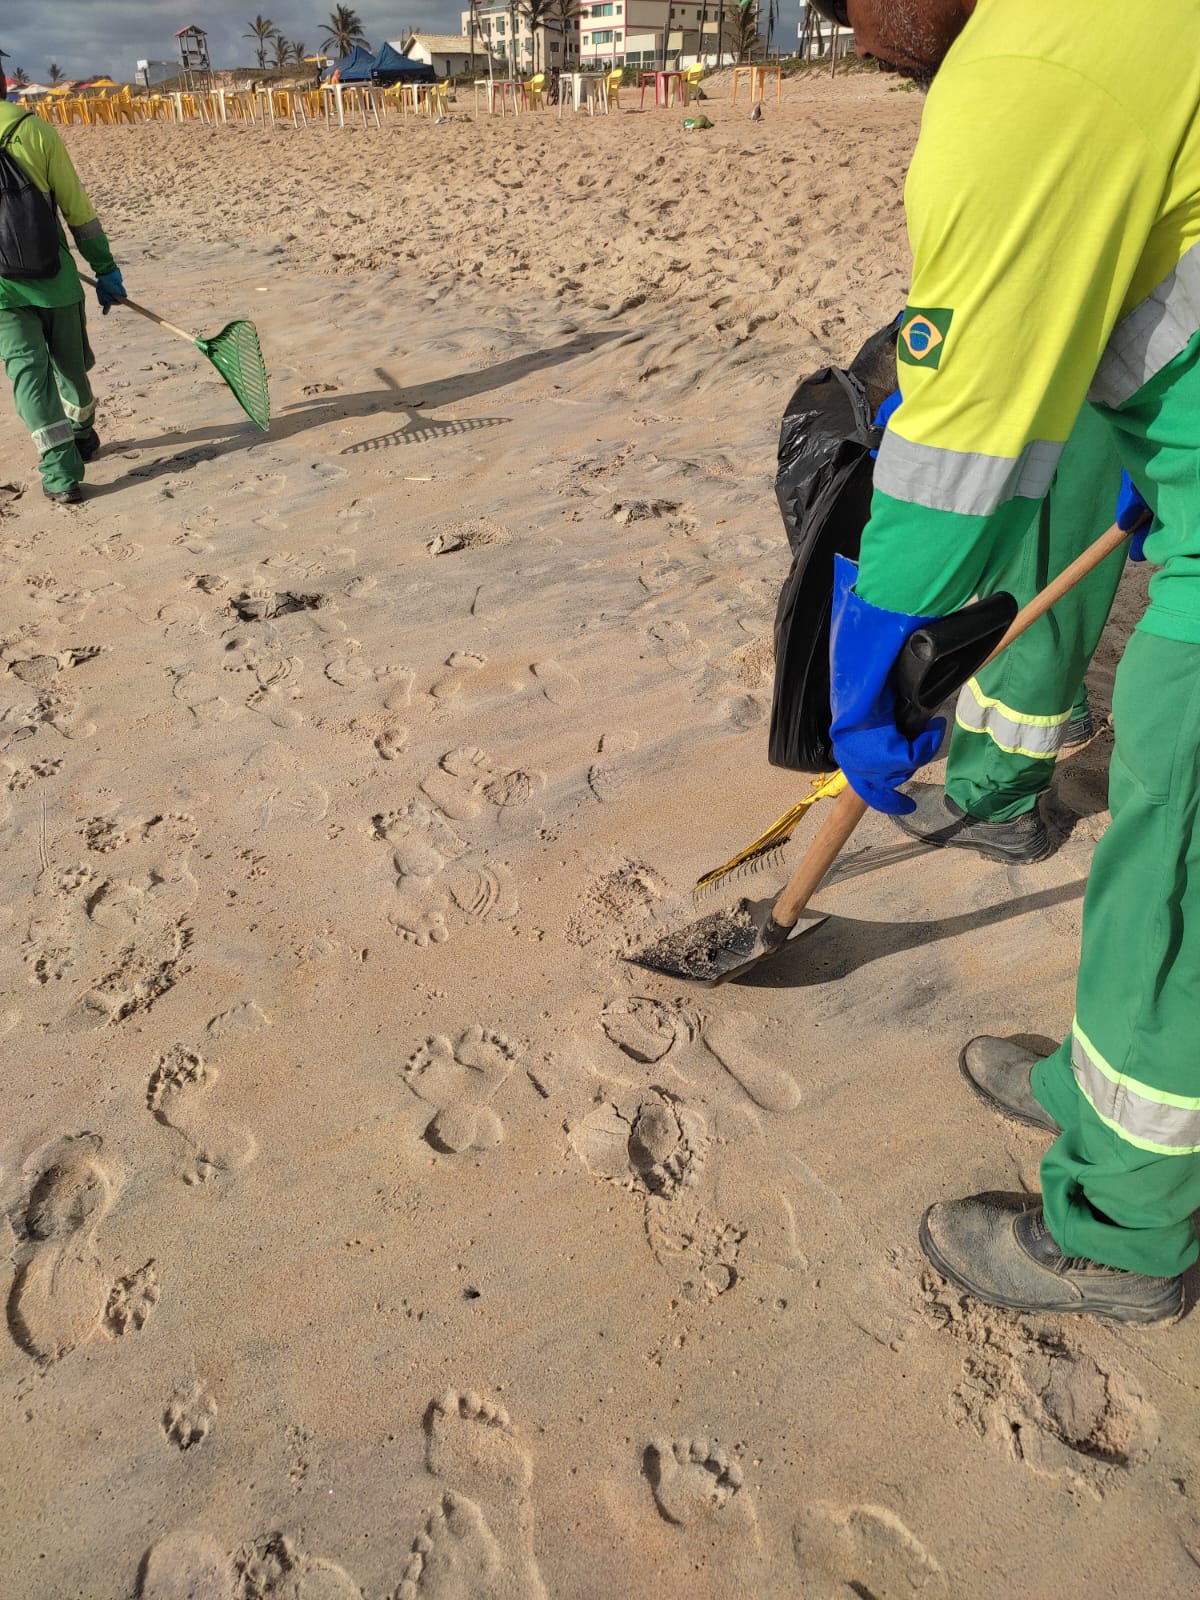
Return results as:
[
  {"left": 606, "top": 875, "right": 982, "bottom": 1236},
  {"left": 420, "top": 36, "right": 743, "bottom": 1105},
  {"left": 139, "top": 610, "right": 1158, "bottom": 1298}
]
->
[{"left": 2, "top": 73, "right": 1198, "bottom": 1599}]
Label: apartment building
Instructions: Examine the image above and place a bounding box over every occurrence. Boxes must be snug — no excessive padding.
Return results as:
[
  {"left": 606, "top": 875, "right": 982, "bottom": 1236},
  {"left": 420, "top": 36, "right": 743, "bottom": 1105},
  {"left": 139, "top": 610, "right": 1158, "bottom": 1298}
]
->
[
  {"left": 580, "top": 0, "right": 742, "bottom": 68},
  {"left": 460, "top": 2, "right": 581, "bottom": 75}
]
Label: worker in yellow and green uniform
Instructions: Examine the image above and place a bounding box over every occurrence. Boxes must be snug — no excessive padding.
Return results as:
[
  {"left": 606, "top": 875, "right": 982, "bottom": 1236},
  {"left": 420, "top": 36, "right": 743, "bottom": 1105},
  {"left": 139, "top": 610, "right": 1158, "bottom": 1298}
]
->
[
  {"left": 881, "top": 390, "right": 1129, "bottom": 865},
  {"left": 0, "top": 85, "right": 125, "bottom": 503},
  {"left": 818, "top": 0, "right": 1200, "bottom": 1323}
]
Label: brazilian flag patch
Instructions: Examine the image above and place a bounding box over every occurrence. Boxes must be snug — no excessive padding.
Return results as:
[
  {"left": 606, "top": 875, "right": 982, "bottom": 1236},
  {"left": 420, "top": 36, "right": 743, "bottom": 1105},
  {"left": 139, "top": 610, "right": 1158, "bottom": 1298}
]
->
[{"left": 897, "top": 306, "right": 953, "bottom": 369}]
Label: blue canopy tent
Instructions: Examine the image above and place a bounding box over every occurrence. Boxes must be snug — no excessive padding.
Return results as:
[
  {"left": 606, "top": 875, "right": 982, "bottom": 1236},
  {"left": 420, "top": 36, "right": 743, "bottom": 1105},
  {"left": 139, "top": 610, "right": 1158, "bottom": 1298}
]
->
[
  {"left": 372, "top": 42, "right": 435, "bottom": 85},
  {"left": 321, "top": 44, "right": 378, "bottom": 81}
]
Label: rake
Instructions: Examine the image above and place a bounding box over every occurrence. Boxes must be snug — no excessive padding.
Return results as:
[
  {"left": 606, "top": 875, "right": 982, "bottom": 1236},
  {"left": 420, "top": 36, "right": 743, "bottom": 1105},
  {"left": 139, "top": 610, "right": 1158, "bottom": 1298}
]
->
[{"left": 81, "top": 276, "right": 270, "bottom": 432}]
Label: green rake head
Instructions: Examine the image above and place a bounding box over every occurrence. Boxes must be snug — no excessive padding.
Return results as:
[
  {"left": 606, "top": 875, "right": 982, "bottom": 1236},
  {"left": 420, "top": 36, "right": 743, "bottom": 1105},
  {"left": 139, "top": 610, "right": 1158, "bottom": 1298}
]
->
[{"left": 196, "top": 319, "right": 270, "bottom": 432}]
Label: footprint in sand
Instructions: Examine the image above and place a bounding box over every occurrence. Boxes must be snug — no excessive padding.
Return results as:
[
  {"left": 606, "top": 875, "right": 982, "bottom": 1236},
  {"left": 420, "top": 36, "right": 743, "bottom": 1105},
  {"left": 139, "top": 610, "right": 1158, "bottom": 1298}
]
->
[
  {"left": 375, "top": 802, "right": 467, "bottom": 880},
  {"left": 139, "top": 1529, "right": 361, "bottom": 1600},
  {"left": 139, "top": 1531, "right": 236, "bottom": 1600},
  {"left": 702, "top": 1011, "right": 802, "bottom": 1114},
  {"left": 430, "top": 651, "right": 486, "bottom": 702},
  {"left": 162, "top": 1377, "right": 217, "bottom": 1451},
  {"left": 792, "top": 1502, "right": 947, "bottom": 1598},
  {"left": 374, "top": 727, "right": 409, "bottom": 761},
  {"left": 421, "top": 748, "right": 496, "bottom": 821},
  {"left": 148, "top": 1045, "right": 258, "bottom": 1184},
  {"left": 404, "top": 1028, "right": 517, "bottom": 1153},
  {"left": 600, "top": 996, "right": 679, "bottom": 1063},
  {"left": 530, "top": 660, "right": 580, "bottom": 707},
  {"left": 8, "top": 1134, "right": 117, "bottom": 1361},
  {"left": 398, "top": 1389, "right": 545, "bottom": 1600},
  {"left": 588, "top": 730, "right": 639, "bottom": 803},
  {"left": 398, "top": 1492, "right": 503, "bottom": 1599},
  {"left": 644, "top": 1436, "right": 763, "bottom": 1586}
]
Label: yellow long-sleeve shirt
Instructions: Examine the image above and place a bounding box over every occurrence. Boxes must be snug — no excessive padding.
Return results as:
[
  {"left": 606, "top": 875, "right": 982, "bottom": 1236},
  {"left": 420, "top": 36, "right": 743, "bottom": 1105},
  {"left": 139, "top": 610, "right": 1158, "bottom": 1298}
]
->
[
  {"left": 857, "top": 0, "right": 1200, "bottom": 643},
  {"left": 0, "top": 102, "right": 116, "bottom": 311}
]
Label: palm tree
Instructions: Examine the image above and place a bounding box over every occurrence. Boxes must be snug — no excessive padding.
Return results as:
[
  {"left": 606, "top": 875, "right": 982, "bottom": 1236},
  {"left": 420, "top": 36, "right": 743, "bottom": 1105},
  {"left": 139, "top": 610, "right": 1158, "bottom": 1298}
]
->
[
  {"left": 733, "top": 1, "right": 760, "bottom": 63},
  {"left": 271, "top": 33, "right": 291, "bottom": 69},
  {"left": 48, "top": 62, "right": 65, "bottom": 84},
  {"left": 518, "top": 0, "right": 554, "bottom": 72},
  {"left": 244, "top": 15, "right": 279, "bottom": 70},
  {"left": 12, "top": 66, "right": 30, "bottom": 88},
  {"left": 545, "top": 0, "right": 580, "bottom": 68},
  {"left": 291, "top": 40, "right": 310, "bottom": 65},
  {"left": 320, "top": 6, "right": 369, "bottom": 58}
]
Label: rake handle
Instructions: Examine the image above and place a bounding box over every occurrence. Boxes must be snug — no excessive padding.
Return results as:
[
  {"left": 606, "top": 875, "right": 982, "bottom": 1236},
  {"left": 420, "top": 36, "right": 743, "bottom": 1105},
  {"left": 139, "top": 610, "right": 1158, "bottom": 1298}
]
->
[
  {"left": 771, "top": 515, "right": 1131, "bottom": 932},
  {"left": 78, "top": 273, "right": 198, "bottom": 345}
]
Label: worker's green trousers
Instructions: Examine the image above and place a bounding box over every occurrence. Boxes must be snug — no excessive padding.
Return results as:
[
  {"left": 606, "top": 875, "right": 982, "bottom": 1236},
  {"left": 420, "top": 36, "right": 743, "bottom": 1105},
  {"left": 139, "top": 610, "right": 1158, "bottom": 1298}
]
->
[
  {"left": 0, "top": 301, "right": 96, "bottom": 495},
  {"left": 1031, "top": 630, "right": 1200, "bottom": 1278},
  {"left": 944, "top": 405, "right": 1126, "bottom": 822}
]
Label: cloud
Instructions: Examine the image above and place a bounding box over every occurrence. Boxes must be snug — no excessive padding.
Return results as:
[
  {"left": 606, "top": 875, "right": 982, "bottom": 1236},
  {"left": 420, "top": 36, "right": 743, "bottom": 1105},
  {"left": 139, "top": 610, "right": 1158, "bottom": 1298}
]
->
[{"left": 1, "top": 1, "right": 465, "bottom": 80}]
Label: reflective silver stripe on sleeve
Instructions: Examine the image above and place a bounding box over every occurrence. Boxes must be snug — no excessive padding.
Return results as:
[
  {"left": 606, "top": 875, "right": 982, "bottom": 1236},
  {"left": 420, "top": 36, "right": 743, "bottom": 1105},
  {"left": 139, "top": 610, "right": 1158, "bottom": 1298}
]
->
[
  {"left": 31, "top": 420, "right": 75, "bottom": 452},
  {"left": 874, "top": 431, "right": 1063, "bottom": 517},
  {"left": 60, "top": 398, "right": 95, "bottom": 425},
  {"left": 1071, "top": 1025, "right": 1200, "bottom": 1155},
  {"left": 1089, "top": 240, "right": 1200, "bottom": 408},
  {"left": 70, "top": 217, "right": 104, "bottom": 242},
  {"left": 954, "top": 679, "right": 1068, "bottom": 758}
]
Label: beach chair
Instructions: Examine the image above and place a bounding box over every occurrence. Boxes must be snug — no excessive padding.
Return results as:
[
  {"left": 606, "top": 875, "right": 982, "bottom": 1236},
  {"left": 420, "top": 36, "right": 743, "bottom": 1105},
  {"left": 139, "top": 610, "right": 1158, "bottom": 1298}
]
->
[
  {"left": 680, "top": 63, "right": 705, "bottom": 105},
  {"left": 429, "top": 78, "right": 452, "bottom": 114},
  {"left": 523, "top": 72, "right": 546, "bottom": 110},
  {"left": 606, "top": 69, "right": 623, "bottom": 111}
]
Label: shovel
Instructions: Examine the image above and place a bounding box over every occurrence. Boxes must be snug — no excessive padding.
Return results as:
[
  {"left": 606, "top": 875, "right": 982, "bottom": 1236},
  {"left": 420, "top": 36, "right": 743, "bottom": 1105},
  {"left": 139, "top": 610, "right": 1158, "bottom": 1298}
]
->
[{"left": 628, "top": 517, "right": 1131, "bottom": 984}]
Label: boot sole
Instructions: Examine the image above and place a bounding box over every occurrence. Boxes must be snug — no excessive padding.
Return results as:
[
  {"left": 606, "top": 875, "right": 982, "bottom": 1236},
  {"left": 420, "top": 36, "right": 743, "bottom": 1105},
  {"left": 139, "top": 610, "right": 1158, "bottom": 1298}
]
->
[
  {"left": 894, "top": 817, "right": 1054, "bottom": 865},
  {"left": 918, "top": 1206, "right": 1184, "bottom": 1326},
  {"left": 957, "top": 1043, "right": 1061, "bottom": 1134}
]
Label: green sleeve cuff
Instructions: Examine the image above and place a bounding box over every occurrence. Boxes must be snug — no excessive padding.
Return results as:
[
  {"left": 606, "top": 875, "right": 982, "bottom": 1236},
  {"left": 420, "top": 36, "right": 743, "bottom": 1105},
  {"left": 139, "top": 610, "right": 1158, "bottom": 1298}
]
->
[{"left": 77, "top": 230, "right": 117, "bottom": 277}]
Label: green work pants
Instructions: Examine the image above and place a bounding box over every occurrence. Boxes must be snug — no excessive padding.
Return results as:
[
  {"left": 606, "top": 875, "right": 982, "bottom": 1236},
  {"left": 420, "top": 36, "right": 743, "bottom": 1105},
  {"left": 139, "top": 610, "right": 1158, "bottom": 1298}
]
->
[
  {"left": 0, "top": 300, "right": 96, "bottom": 494},
  {"left": 945, "top": 405, "right": 1126, "bottom": 822},
  {"left": 1032, "top": 631, "right": 1200, "bottom": 1278}
]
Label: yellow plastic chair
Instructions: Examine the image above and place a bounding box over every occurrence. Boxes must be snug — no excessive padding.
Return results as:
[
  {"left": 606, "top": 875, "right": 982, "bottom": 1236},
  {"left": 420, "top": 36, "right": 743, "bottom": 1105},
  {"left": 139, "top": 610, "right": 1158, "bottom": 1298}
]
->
[
  {"left": 429, "top": 77, "right": 451, "bottom": 113},
  {"left": 605, "top": 69, "right": 623, "bottom": 110},
  {"left": 523, "top": 72, "right": 545, "bottom": 110},
  {"left": 680, "top": 63, "right": 705, "bottom": 105}
]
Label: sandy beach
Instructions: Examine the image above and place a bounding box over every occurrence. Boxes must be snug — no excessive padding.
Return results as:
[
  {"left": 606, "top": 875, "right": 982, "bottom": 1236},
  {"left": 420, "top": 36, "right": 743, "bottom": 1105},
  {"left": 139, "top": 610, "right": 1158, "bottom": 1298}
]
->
[{"left": 2, "top": 73, "right": 1199, "bottom": 1599}]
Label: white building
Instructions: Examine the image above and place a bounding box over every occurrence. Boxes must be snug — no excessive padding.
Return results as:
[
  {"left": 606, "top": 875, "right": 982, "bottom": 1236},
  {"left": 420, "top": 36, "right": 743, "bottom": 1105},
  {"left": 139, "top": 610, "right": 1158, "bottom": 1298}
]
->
[
  {"left": 400, "top": 33, "right": 501, "bottom": 77},
  {"left": 459, "top": 3, "right": 579, "bottom": 76},
  {"left": 579, "top": 0, "right": 743, "bottom": 69}
]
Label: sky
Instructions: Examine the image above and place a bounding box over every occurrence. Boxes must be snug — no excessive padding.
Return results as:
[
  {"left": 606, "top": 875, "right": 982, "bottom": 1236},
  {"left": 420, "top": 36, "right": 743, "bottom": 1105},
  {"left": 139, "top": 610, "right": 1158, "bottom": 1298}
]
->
[{"left": 0, "top": 1, "right": 469, "bottom": 82}]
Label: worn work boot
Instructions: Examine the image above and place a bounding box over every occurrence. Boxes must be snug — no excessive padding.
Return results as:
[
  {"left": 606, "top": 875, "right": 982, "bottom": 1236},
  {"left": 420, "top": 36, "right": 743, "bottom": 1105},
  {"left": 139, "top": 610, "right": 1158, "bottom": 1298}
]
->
[
  {"left": 959, "top": 1036, "right": 1061, "bottom": 1134},
  {"left": 893, "top": 783, "right": 1052, "bottom": 864},
  {"left": 76, "top": 428, "right": 101, "bottom": 463},
  {"left": 43, "top": 483, "right": 82, "bottom": 505},
  {"left": 920, "top": 1193, "right": 1184, "bottom": 1324}
]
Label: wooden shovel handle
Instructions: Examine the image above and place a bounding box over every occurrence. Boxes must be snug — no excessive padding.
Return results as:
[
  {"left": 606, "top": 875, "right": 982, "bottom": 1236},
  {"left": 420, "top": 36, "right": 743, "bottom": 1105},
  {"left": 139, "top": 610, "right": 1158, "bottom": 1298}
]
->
[
  {"left": 771, "top": 515, "right": 1131, "bottom": 932},
  {"left": 77, "top": 272, "right": 198, "bottom": 346}
]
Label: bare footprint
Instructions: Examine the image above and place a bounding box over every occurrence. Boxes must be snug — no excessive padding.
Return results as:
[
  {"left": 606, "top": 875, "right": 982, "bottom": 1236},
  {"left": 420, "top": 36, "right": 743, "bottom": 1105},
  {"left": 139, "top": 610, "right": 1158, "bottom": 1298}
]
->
[
  {"left": 404, "top": 1029, "right": 516, "bottom": 1153},
  {"left": 600, "top": 996, "right": 678, "bottom": 1063},
  {"left": 375, "top": 727, "right": 408, "bottom": 761},
  {"left": 530, "top": 660, "right": 580, "bottom": 707},
  {"left": 396, "top": 1491, "right": 503, "bottom": 1599},
  {"left": 139, "top": 1531, "right": 236, "bottom": 1600},
  {"left": 423, "top": 1390, "right": 545, "bottom": 1600},
  {"left": 149, "top": 1046, "right": 258, "bottom": 1184},
  {"left": 8, "top": 1133, "right": 114, "bottom": 1361},
  {"left": 645, "top": 1438, "right": 758, "bottom": 1536},
  {"left": 703, "top": 1011, "right": 802, "bottom": 1113},
  {"left": 430, "top": 652, "right": 486, "bottom": 702},
  {"left": 792, "top": 1502, "right": 947, "bottom": 1599},
  {"left": 237, "top": 1532, "right": 363, "bottom": 1598},
  {"left": 421, "top": 748, "right": 495, "bottom": 821}
]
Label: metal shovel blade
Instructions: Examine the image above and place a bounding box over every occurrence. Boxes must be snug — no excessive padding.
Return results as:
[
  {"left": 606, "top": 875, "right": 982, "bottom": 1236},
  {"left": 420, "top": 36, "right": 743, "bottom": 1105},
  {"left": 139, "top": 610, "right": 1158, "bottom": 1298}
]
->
[{"left": 625, "top": 897, "right": 829, "bottom": 985}]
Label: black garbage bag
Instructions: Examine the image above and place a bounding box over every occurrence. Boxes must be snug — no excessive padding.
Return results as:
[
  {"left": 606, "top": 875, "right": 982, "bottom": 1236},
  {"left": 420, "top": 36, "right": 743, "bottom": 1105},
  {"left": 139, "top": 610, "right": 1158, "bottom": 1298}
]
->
[{"left": 767, "top": 322, "right": 897, "bottom": 771}]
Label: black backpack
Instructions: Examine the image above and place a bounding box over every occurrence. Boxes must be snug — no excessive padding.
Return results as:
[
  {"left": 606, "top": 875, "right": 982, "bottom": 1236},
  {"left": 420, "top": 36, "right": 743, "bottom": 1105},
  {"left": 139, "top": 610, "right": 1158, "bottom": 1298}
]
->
[
  {"left": 767, "top": 322, "right": 898, "bottom": 772},
  {"left": 0, "top": 114, "right": 61, "bottom": 281}
]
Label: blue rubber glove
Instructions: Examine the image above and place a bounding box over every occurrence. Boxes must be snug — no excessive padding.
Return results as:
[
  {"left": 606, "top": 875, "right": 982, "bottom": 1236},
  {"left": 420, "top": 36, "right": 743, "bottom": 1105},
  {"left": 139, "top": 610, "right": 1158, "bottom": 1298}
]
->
[
  {"left": 95, "top": 268, "right": 126, "bottom": 315},
  {"left": 870, "top": 389, "right": 901, "bottom": 460},
  {"left": 829, "top": 554, "right": 947, "bottom": 814},
  {"left": 1116, "top": 472, "right": 1152, "bottom": 561}
]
